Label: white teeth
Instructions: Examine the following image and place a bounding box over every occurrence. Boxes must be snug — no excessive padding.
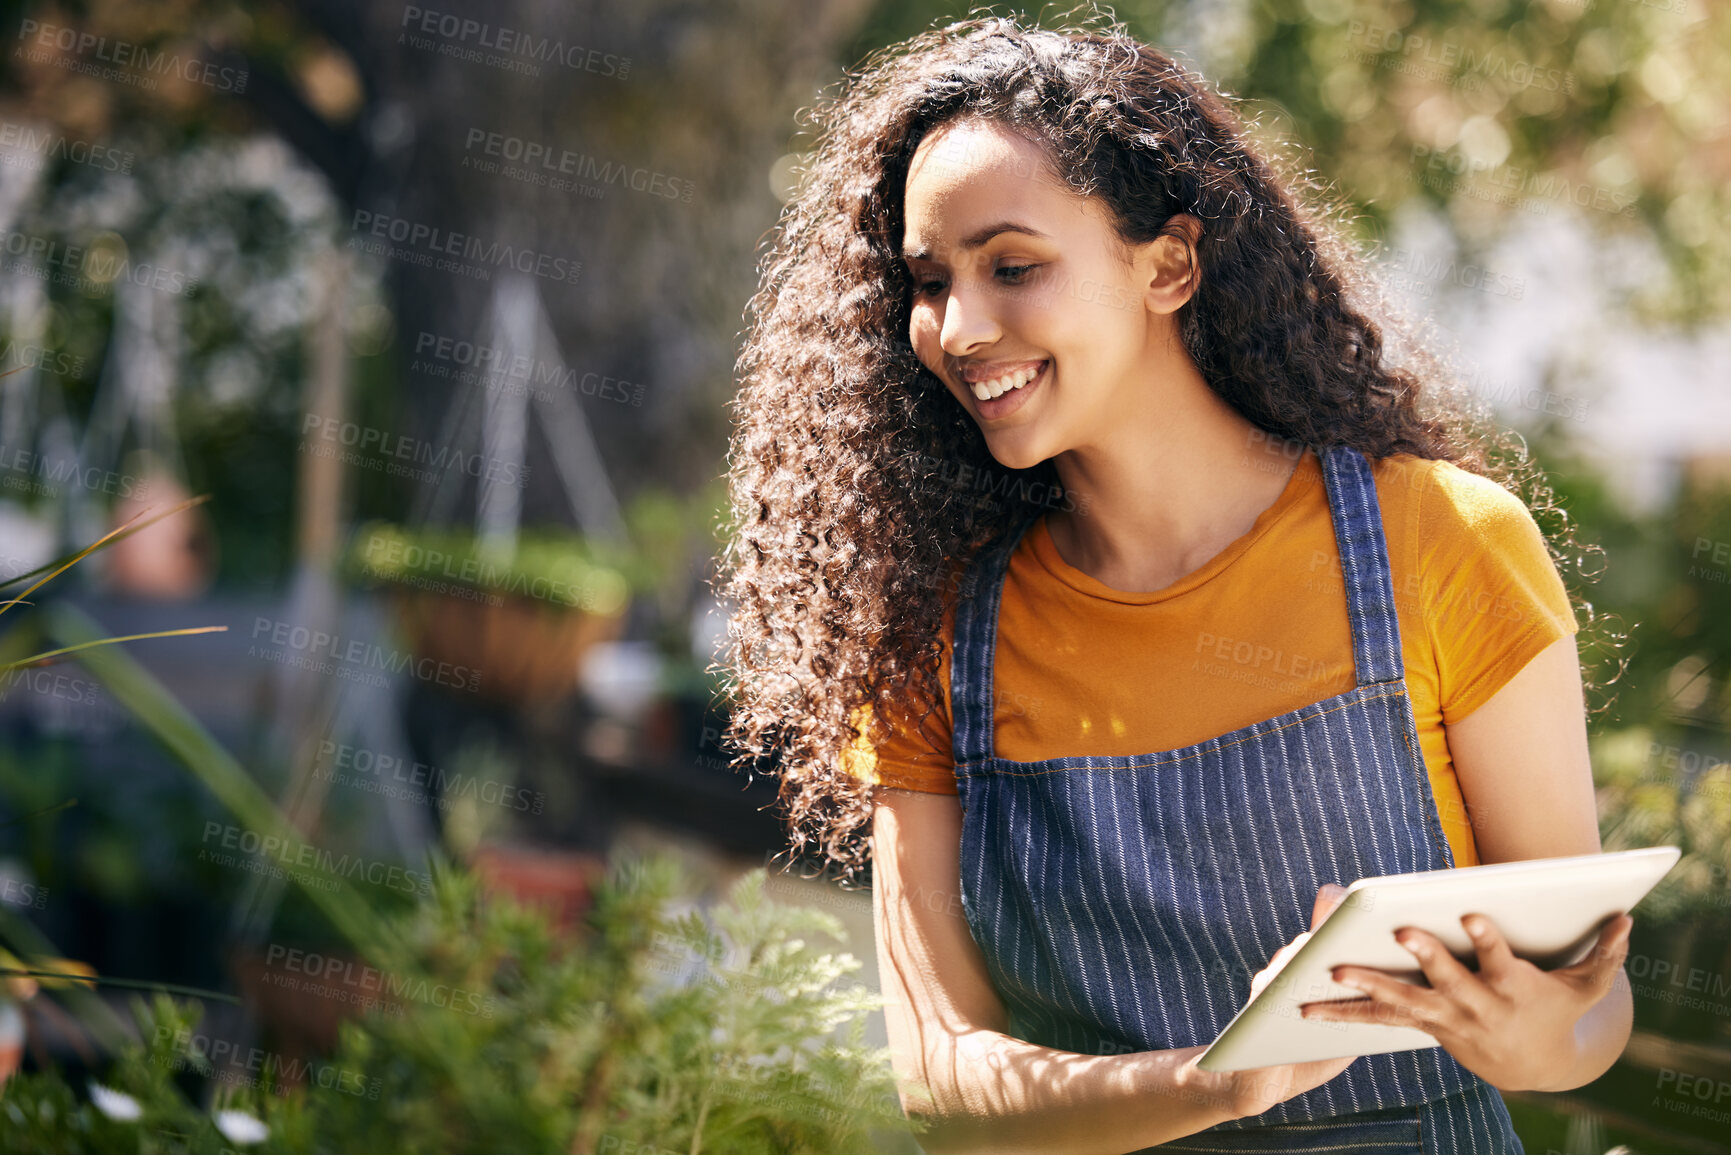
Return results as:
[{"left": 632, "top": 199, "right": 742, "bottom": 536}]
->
[{"left": 970, "top": 361, "right": 1045, "bottom": 401}]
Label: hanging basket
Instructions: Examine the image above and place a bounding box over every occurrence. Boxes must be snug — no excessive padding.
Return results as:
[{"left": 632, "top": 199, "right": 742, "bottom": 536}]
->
[
  {"left": 388, "top": 585, "right": 629, "bottom": 705},
  {"left": 348, "top": 523, "right": 638, "bottom": 706}
]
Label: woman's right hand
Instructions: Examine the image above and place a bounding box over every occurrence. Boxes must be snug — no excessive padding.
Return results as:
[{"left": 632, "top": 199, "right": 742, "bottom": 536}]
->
[{"left": 1177, "top": 883, "right": 1359, "bottom": 1119}]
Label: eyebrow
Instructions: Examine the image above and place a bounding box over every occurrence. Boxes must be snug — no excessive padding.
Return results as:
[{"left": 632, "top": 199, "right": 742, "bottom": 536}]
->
[{"left": 903, "top": 221, "right": 1052, "bottom": 264}]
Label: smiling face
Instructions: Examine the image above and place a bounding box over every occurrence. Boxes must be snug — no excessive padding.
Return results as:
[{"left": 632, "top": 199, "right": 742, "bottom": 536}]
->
[{"left": 901, "top": 117, "right": 1193, "bottom": 472}]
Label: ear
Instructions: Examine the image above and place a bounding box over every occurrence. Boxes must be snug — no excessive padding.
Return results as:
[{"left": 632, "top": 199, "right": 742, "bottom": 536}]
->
[{"left": 1141, "top": 212, "right": 1202, "bottom": 315}]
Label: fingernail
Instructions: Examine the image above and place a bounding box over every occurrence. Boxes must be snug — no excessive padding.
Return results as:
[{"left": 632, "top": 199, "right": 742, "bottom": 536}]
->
[
  {"left": 1337, "top": 976, "right": 1365, "bottom": 991},
  {"left": 1464, "top": 916, "right": 1485, "bottom": 937}
]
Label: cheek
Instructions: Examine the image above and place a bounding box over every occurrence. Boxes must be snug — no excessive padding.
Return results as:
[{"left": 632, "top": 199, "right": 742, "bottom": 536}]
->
[
  {"left": 908, "top": 308, "right": 941, "bottom": 360},
  {"left": 907, "top": 301, "right": 933, "bottom": 338},
  {"left": 1000, "top": 293, "right": 1073, "bottom": 347}
]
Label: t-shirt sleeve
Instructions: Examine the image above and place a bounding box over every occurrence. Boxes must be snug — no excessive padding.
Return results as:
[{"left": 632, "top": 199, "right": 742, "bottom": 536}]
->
[
  {"left": 838, "top": 627, "right": 957, "bottom": 794},
  {"left": 840, "top": 699, "right": 958, "bottom": 793},
  {"left": 1419, "top": 463, "right": 1580, "bottom": 725}
]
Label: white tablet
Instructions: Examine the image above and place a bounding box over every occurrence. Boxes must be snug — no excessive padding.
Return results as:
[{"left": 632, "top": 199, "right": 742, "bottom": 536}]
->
[{"left": 1195, "top": 845, "right": 1680, "bottom": 1072}]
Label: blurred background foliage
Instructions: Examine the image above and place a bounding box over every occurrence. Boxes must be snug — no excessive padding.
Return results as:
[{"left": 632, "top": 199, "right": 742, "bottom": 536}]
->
[
  {"left": 855, "top": 0, "right": 1731, "bottom": 318},
  {"left": 0, "top": 0, "right": 1724, "bottom": 583}
]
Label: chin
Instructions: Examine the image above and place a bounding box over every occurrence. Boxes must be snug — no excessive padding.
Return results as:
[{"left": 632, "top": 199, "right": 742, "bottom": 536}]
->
[{"left": 982, "top": 433, "right": 1052, "bottom": 475}]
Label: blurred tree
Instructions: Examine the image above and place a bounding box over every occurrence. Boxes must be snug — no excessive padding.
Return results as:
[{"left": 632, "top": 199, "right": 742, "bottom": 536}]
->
[
  {"left": 0, "top": 0, "right": 877, "bottom": 583},
  {"left": 3, "top": 0, "right": 1724, "bottom": 581},
  {"left": 848, "top": 0, "right": 1731, "bottom": 321}
]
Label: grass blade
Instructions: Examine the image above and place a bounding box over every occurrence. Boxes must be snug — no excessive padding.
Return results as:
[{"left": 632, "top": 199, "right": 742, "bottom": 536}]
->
[
  {"left": 0, "top": 494, "right": 212, "bottom": 606},
  {"left": 0, "top": 626, "right": 229, "bottom": 673},
  {"left": 45, "top": 602, "right": 395, "bottom": 962}
]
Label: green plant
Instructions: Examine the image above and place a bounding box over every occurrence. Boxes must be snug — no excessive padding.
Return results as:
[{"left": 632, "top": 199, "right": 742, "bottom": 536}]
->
[
  {"left": 0, "top": 856, "right": 916, "bottom": 1154},
  {"left": 0, "top": 492, "right": 236, "bottom": 1063},
  {"left": 2, "top": 576, "right": 918, "bottom": 1154},
  {"left": 1593, "top": 725, "right": 1731, "bottom": 923},
  {"left": 345, "top": 522, "right": 634, "bottom": 614},
  {"left": 0, "top": 494, "right": 227, "bottom": 675}
]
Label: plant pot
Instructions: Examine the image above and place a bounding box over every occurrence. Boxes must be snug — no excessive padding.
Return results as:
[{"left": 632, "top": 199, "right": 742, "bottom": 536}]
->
[
  {"left": 468, "top": 842, "right": 607, "bottom": 935},
  {"left": 389, "top": 588, "right": 628, "bottom": 706},
  {"left": 230, "top": 944, "right": 386, "bottom": 1061},
  {"left": 0, "top": 1000, "right": 23, "bottom": 1087}
]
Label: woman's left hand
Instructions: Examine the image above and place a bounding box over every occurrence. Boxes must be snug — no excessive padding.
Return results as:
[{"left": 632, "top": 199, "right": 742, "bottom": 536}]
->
[{"left": 1298, "top": 911, "right": 1633, "bottom": 1092}]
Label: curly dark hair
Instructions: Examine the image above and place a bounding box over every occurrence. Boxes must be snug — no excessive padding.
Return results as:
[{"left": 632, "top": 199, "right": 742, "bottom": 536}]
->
[{"left": 711, "top": 10, "right": 1618, "bottom": 886}]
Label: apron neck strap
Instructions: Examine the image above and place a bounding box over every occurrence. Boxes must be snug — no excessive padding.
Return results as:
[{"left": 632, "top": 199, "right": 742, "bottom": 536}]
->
[
  {"left": 950, "top": 503, "right": 1041, "bottom": 768},
  {"left": 1319, "top": 443, "right": 1405, "bottom": 687}
]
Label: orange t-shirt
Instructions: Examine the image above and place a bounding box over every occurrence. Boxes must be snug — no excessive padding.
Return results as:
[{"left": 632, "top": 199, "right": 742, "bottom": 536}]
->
[{"left": 842, "top": 448, "right": 1580, "bottom": 867}]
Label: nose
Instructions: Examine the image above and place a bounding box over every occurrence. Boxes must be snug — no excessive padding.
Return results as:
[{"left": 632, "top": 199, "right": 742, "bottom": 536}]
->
[{"left": 938, "top": 278, "right": 1000, "bottom": 360}]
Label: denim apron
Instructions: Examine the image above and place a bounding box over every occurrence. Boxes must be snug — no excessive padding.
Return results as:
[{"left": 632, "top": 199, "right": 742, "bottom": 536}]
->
[{"left": 948, "top": 445, "right": 1524, "bottom": 1152}]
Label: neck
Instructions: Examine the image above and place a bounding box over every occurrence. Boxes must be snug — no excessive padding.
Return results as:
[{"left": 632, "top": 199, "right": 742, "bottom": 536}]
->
[{"left": 1045, "top": 362, "right": 1303, "bottom": 594}]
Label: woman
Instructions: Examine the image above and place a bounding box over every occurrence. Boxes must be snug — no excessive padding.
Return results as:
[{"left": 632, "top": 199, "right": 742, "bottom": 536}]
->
[{"left": 715, "top": 14, "right": 1630, "bottom": 1153}]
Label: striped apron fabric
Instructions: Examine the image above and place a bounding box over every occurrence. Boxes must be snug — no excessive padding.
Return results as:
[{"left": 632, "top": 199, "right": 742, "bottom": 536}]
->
[{"left": 947, "top": 444, "right": 1524, "bottom": 1152}]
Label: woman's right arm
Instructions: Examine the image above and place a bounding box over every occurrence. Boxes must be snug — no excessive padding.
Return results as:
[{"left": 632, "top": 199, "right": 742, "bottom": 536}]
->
[{"left": 871, "top": 787, "right": 1355, "bottom": 1155}]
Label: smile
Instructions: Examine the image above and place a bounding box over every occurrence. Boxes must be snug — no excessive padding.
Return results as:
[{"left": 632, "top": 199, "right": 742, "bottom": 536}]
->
[
  {"left": 966, "top": 358, "right": 1048, "bottom": 419},
  {"left": 967, "top": 359, "right": 1047, "bottom": 401}
]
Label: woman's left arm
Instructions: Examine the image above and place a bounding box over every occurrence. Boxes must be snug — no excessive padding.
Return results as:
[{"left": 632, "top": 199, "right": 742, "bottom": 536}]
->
[{"left": 1302, "top": 633, "right": 1634, "bottom": 1093}]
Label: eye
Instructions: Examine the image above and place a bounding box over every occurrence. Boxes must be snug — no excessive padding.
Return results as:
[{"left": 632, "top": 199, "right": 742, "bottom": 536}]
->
[{"left": 906, "top": 263, "right": 1038, "bottom": 298}]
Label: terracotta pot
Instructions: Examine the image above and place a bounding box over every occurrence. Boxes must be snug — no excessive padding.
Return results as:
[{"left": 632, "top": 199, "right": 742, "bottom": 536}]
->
[
  {"left": 103, "top": 470, "right": 217, "bottom": 600},
  {"left": 230, "top": 944, "right": 386, "bottom": 1061},
  {"left": 389, "top": 587, "right": 628, "bottom": 705},
  {"left": 0, "top": 1000, "right": 22, "bottom": 1087},
  {"left": 469, "top": 843, "right": 607, "bottom": 935}
]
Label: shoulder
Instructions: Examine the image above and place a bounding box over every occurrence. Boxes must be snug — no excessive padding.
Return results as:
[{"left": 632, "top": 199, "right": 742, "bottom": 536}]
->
[
  {"left": 1369, "top": 453, "right": 1570, "bottom": 633},
  {"left": 1372, "top": 452, "right": 1575, "bottom": 634},
  {"left": 1369, "top": 453, "right": 1544, "bottom": 547}
]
